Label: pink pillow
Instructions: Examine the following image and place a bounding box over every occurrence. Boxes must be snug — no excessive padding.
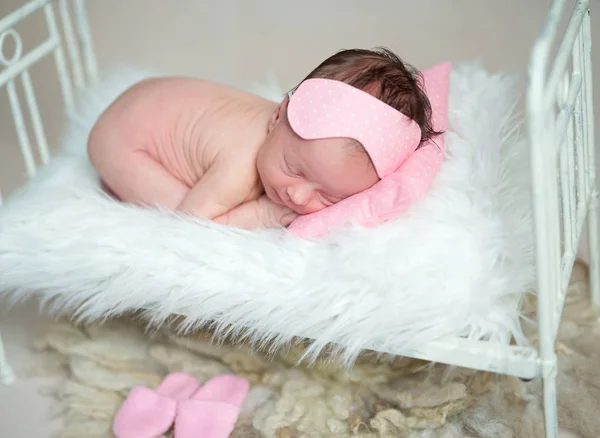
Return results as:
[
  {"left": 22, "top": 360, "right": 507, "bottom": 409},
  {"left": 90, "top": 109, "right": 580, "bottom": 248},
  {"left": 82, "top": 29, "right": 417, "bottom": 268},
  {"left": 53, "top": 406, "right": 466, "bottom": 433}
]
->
[{"left": 287, "top": 62, "right": 451, "bottom": 238}]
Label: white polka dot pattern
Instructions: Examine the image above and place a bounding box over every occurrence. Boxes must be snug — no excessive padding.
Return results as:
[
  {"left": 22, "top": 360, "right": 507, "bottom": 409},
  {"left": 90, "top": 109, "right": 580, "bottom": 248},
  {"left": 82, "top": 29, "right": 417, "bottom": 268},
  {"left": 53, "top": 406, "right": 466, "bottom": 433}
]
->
[
  {"left": 288, "top": 78, "right": 421, "bottom": 179},
  {"left": 288, "top": 62, "right": 452, "bottom": 239}
]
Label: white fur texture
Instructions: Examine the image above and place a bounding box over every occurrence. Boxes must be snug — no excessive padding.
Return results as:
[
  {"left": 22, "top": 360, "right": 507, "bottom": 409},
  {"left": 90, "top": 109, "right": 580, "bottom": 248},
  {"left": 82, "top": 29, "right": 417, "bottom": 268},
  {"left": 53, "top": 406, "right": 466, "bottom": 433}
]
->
[{"left": 0, "top": 63, "right": 534, "bottom": 364}]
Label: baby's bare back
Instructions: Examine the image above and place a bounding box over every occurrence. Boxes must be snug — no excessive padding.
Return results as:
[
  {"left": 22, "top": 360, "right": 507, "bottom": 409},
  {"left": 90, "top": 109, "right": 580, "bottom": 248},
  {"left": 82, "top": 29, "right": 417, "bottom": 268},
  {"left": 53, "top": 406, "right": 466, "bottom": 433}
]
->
[
  {"left": 88, "top": 77, "right": 295, "bottom": 228},
  {"left": 90, "top": 77, "right": 268, "bottom": 189}
]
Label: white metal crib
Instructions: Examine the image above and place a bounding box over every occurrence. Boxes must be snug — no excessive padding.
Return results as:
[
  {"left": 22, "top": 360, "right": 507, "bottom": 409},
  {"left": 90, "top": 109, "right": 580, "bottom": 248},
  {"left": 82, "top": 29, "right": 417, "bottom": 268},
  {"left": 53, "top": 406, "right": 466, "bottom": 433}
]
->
[{"left": 0, "top": 1, "right": 597, "bottom": 437}]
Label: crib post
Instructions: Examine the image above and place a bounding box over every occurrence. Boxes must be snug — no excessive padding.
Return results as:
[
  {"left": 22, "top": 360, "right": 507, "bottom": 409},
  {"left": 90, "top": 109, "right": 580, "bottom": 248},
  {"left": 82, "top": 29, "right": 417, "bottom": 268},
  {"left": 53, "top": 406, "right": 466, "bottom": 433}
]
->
[
  {"left": 0, "top": 331, "right": 15, "bottom": 384},
  {"left": 589, "top": 195, "right": 600, "bottom": 308},
  {"left": 542, "top": 361, "right": 559, "bottom": 438},
  {"left": 581, "top": 8, "right": 600, "bottom": 308},
  {"left": 542, "top": 362, "right": 559, "bottom": 438}
]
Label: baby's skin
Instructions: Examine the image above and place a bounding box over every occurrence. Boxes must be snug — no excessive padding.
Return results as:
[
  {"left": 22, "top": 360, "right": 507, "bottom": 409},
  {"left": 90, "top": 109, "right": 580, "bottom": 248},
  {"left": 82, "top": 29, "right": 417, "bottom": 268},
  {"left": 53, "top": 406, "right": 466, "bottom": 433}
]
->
[{"left": 87, "top": 77, "right": 378, "bottom": 229}]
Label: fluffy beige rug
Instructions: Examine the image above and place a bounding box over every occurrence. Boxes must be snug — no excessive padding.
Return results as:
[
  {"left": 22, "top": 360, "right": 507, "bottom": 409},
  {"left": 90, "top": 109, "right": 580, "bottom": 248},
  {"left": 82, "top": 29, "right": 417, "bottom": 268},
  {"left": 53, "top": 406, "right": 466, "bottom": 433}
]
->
[{"left": 31, "top": 261, "right": 599, "bottom": 438}]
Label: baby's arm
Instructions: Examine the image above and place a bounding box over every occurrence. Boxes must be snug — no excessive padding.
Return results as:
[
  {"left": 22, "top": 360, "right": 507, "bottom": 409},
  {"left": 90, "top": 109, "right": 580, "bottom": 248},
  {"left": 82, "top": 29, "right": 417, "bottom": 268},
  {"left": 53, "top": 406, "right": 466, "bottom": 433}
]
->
[
  {"left": 212, "top": 195, "right": 298, "bottom": 229},
  {"left": 176, "top": 156, "right": 255, "bottom": 220},
  {"left": 177, "top": 159, "right": 297, "bottom": 229}
]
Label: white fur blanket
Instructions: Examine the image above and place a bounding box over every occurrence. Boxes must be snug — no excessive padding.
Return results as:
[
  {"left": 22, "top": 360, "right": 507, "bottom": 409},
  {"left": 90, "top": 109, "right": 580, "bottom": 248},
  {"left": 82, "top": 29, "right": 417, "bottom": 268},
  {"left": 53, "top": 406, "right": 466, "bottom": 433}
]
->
[{"left": 0, "top": 63, "right": 534, "bottom": 364}]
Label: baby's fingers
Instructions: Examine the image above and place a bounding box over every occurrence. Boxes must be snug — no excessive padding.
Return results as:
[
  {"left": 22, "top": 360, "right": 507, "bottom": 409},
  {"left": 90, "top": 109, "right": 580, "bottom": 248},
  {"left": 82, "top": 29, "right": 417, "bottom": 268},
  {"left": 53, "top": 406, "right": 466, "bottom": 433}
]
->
[
  {"left": 279, "top": 209, "right": 299, "bottom": 228},
  {"left": 257, "top": 196, "right": 298, "bottom": 228}
]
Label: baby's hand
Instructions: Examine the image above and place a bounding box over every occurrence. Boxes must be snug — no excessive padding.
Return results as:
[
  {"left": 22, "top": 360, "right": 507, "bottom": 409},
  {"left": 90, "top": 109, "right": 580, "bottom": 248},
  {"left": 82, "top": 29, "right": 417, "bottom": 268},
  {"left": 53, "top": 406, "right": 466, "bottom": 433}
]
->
[
  {"left": 256, "top": 195, "right": 298, "bottom": 228},
  {"left": 212, "top": 195, "right": 298, "bottom": 229}
]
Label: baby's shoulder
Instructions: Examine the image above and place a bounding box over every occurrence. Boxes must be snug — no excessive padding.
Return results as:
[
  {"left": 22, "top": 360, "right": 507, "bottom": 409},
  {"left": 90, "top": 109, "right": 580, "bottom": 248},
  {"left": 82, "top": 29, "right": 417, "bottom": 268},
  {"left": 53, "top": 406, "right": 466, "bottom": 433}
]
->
[{"left": 118, "top": 76, "right": 219, "bottom": 101}]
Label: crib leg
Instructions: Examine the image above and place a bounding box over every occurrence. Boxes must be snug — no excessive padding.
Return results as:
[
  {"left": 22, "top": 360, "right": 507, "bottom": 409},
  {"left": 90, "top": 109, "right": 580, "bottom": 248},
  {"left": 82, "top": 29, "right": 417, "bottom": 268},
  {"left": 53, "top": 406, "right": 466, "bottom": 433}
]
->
[
  {"left": 0, "top": 331, "right": 15, "bottom": 385},
  {"left": 542, "top": 363, "right": 559, "bottom": 438},
  {"left": 583, "top": 6, "right": 599, "bottom": 309},
  {"left": 588, "top": 192, "right": 600, "bottom": 308}
]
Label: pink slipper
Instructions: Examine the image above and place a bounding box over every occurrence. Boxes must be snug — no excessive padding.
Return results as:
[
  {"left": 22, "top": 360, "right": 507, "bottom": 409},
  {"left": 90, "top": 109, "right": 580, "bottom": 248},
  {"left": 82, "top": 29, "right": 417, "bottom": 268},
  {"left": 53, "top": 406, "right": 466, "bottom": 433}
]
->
[
  {"left": 175, "top": 374, "right": 249, "bottom": 438},
  {"left": 113, "top": 372, "right": 201, "bottom": 438}
]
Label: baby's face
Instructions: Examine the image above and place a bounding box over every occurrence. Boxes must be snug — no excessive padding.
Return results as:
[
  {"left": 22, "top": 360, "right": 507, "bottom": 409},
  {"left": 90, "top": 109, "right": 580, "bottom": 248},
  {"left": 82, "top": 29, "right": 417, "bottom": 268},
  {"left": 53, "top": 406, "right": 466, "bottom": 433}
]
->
[{"left": 257, "top": 99, "right": 379, "bottom": 215}]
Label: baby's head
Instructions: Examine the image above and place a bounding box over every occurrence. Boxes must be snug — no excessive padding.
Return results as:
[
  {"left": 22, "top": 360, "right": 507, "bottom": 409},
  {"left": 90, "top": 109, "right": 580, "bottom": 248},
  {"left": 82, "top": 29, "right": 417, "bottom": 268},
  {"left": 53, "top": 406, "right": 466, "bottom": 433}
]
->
[{"left": 257, "top": 48, "right": 439, "bottom": 215}]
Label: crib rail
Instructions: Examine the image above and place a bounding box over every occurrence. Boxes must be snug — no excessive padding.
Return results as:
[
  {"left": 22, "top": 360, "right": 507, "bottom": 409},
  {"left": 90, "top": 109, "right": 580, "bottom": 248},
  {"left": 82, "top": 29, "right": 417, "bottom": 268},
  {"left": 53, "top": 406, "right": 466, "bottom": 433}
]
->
[{"left": 0, "top": 0, "right": 97, "bottom": 204}]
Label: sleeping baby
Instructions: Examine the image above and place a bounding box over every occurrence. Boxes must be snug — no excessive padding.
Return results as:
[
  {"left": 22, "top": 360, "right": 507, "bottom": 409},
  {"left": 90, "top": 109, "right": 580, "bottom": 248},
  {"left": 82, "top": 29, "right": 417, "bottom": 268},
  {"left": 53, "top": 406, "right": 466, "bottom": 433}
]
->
[{"left": 87, "top": 48, "right": 450, "bottom": 238}]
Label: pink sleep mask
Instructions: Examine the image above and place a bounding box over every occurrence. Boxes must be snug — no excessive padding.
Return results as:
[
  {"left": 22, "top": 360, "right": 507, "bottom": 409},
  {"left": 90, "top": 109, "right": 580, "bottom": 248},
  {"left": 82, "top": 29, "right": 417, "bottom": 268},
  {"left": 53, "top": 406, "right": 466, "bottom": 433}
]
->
[{"left": 287, "top": 79, "right": 422, "bottom": 179}]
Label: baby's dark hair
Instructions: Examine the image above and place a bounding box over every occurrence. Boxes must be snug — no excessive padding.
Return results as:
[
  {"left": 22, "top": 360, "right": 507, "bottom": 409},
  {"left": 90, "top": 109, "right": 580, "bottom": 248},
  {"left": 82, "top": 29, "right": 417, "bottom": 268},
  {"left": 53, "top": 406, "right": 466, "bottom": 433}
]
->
[{"left": 292, "top": 47, "right": 442, "bottom": 148}]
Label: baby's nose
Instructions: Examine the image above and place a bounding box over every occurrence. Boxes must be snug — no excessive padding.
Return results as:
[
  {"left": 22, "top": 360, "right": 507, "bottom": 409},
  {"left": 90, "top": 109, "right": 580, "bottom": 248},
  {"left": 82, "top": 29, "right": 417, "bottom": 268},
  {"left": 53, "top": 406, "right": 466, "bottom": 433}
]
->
[{"left": 287, "top": 185, "right": 311, "bottom": 207}]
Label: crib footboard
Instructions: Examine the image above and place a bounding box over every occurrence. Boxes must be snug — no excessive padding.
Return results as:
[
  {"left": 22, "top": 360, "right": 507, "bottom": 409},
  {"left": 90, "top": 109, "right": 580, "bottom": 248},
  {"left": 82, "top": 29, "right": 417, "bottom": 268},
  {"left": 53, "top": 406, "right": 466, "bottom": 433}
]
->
[{"left": 0, "top": 0, "right": 97, "bottom": 384}]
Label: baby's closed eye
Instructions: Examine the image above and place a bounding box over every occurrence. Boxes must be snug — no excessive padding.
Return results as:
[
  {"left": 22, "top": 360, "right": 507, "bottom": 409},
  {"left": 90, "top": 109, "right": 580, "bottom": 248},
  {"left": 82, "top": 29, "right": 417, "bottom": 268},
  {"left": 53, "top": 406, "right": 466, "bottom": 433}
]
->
[{"left": 284, "top": 159, "right": 302, "bottom": 178}]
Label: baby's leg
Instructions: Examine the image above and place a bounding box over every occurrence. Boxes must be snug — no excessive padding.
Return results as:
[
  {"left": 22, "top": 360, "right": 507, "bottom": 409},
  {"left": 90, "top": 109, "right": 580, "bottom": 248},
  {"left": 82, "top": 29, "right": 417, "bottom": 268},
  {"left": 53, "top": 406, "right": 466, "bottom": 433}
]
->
[{"left": 92, "top": 149, "right": 189, "bottom": 211}]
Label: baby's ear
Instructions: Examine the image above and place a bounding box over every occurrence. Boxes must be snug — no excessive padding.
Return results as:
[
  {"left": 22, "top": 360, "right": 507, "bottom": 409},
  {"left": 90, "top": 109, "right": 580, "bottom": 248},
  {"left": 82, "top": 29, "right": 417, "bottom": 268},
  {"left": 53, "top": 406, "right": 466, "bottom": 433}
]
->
[{"left": 267, "top": 95, "right": 290, "bottom": 133}]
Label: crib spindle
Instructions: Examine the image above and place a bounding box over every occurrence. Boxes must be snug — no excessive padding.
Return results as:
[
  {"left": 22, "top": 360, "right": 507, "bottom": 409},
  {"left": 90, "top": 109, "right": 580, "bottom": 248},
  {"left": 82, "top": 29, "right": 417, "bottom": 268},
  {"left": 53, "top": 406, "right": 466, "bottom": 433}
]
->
[
  {"left": 7, "top": 80, "right": 37, "bottom": 178},
  {"left": 571, "top": 33, "right": 590, "bottom": 260},
  {"left": 566, "top": 110, "right": 577, "bottom": 258},
  {"left": 559, "top": 74, "right": 574, "bottom": 259},
  {"left": 74, "top": 0, "right": 98, "bottom": 84},
  {"left": 44, "top": 3, "right": 75, "bottom": 115},
  {"left": 58, "top": 0, "right": 84, "bottom": 89},
  {"left": 21, "top": 69, "right": 51, "bottom": 165},
  {"left": 574, "top": 32, "right": 586, "bottom": 211},
  {"left": 554, "top": 77, "right": 582, "bottom": 156}
]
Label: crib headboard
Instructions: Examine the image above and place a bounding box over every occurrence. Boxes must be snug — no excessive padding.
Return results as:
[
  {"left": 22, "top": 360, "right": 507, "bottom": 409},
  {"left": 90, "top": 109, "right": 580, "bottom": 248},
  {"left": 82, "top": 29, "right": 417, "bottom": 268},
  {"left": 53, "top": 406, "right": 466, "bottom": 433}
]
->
[
  {"left": 0, "top": 0, "right": 97, "bottom": 203},
  {"left": 527, "top": 0, "right": 597, "bottom": 373}
]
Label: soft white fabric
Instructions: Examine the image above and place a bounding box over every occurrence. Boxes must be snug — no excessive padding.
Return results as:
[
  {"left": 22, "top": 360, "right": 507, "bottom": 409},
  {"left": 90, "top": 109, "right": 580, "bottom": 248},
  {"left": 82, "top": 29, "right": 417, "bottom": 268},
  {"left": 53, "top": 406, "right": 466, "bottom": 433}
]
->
[{"left": 0, "top": 63, "right": 534, "bottom": 364}]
